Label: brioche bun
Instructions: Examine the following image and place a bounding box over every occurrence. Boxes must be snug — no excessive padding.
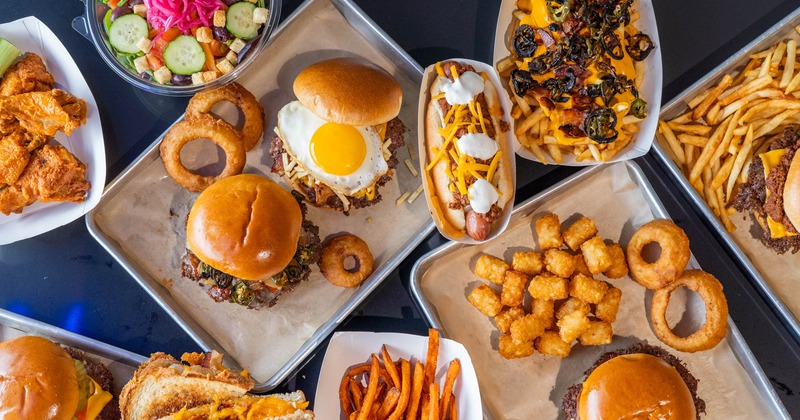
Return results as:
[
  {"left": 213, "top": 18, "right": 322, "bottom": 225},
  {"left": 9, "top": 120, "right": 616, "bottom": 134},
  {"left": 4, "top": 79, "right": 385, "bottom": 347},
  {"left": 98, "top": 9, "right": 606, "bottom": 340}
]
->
[
  {"left": 293, "top": 57, "right": 402, "bottom": 126},
  {"left": 187, "top": 174, "right": 302, "bottom": 281},
  {"left": 0, "top": 336, "right": 79, "bottom": 420},
  {"left": 578, "top": 353, "right": 695, "bottom": 419},
  {"left": 784, "top": 153, "right": 800, "bottom": 230}
]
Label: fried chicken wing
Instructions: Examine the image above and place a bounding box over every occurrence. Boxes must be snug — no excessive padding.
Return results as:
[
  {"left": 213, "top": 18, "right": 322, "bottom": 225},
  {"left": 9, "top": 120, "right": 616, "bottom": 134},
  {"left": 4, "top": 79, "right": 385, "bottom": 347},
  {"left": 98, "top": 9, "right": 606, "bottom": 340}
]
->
[
  {"left": 0, "top": 54, "right": 54, "bottom": 96},
  {"left": 0, "top": 132, "right": 30, "bottom": 185},
  {"left": 0, "top": 89, "right": 87, "bottom": 136},
  {"left": 0, "top": 145, "right": 89, "bottom": 215}
]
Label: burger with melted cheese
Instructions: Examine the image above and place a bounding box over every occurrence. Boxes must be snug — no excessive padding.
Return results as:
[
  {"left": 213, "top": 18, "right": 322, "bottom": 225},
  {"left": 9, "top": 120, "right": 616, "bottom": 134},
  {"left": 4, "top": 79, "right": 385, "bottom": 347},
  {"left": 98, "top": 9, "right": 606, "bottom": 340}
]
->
[
  {"left": 562, "top": 343, "right": 705, "bottom": 419},
  {"left": 269, "top": 57, "right": 406, "bottom": 213},
  {"left": 0, "top": 335, "right": 118, "bottom": 420},
  {"left": 732, "top": 127, "right": 800, "bottom": 254},
  {"left": 180, "top": 174, "right": 321, "bottom": 309}
]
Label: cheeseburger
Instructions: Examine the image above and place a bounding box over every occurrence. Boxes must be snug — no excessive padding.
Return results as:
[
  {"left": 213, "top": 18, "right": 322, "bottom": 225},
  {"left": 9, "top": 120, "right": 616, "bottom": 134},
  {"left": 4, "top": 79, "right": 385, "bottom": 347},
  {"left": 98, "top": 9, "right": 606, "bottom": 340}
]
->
[
  {"left": 733, "top": 127, "right": 800, "bottom": 254},
  {"left": 180, "top": 174, "right": 321, "bottom": 309},
  {"left": 0, "top": 336, "right": 118, "bottom": 420},
  {"left": 269, "top": 57, "right": 406, "bottom": 213},
  {"left": 562, "top": 344, "right": 705, "bottom": 420}
]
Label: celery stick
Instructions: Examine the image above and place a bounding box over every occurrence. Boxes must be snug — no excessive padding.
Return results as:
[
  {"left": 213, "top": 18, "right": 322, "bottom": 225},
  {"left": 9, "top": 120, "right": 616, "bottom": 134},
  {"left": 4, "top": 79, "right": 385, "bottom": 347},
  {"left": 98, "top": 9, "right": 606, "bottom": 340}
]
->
[{"left": 0, "top": 38, "right": 20, "bottom": 77}]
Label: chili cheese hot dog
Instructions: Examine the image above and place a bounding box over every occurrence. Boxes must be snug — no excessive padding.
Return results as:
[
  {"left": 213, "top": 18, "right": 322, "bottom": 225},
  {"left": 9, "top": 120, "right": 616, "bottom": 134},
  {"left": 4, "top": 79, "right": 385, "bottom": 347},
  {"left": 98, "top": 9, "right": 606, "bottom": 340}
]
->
[{"left": 424, "top": 60, "right": 514, "bottom": 241}]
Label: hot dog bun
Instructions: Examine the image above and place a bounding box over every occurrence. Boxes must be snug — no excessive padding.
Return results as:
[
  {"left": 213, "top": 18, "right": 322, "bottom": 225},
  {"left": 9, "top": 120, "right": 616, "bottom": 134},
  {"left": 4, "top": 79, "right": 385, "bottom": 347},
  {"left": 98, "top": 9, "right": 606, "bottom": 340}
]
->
[{"left": 423, "top": 61, "right": 514, "bottom": 241}]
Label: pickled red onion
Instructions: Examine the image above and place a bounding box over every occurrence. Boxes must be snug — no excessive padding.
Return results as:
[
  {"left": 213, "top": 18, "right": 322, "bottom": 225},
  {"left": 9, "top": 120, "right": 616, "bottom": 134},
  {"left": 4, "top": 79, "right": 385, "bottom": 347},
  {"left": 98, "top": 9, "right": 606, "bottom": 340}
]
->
[{"left": 143, "top": 0, "right": 222, "bottom": 34}]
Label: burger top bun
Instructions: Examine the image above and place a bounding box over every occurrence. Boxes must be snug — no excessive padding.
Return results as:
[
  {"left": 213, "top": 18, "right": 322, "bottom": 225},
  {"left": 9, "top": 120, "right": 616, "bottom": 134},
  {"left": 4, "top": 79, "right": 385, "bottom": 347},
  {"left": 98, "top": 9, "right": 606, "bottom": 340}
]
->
[
  {"left": 187, "top": 174, "right": 302, "bottom": 281},
  {"left": 784, "top": 153, "right": 800, "bottom": 230},
  {"left": 293, "top": 57, "right": 403, "bottom": 126},
  {"left": 0, "top": 336, "right": 79, "bottom": 420},
  {"left": 578, "top": 353, "right": 696, "bottom": 419}
]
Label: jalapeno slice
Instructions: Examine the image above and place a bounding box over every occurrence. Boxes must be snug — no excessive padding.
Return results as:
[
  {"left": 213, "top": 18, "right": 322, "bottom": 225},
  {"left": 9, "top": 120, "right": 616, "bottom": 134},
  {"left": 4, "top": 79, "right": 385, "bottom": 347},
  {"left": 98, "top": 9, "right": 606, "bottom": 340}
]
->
[
  {"left": 584, "top": 108, "right": 619, "bottom": 143},
  {"left": 514, "top": 24, "right": 538, "bottom": 58},
  {"left": 626, "top": 32, "right": 654, "bottom": 61},
  {"left": 231, "top": 281, "right": 255, "bottom": 306},
  {"left": 601, "top": 31, "right": 624, "bottom": 60},
  {"left": 511, "top": 69, "right": 537, "bottom": 96},
  {"left": 631, "top": 98, "right": 647, "bottom": 118},
  {"left": 546, "top": 0, "right": 571, "bottom": 23}
]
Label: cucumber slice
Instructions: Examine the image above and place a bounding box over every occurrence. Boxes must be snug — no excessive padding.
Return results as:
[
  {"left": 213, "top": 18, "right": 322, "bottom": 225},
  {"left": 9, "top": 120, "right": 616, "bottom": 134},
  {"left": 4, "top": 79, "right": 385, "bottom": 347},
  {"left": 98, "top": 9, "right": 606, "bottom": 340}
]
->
[
  {"left": 108, "top": 14, "right": 148, "bottom": 54},
  {"left": 0, "top": 38, "right": 20, "bottom": 77},
  {"left": 226, "top": 2, "right": 260, "bottom": 40},
  {"left": 163, "top": 35, "right": 205, "bottom": 75}
]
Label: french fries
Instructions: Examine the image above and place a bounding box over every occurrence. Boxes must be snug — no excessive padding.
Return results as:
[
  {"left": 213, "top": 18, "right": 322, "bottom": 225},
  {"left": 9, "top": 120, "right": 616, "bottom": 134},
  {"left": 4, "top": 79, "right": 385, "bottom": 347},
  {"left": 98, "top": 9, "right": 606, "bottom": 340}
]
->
[
  {"left": 660, "top": 35, "right": 800, "bottom": 233},
  {"left": 340, "top": 329, "right": 461, "bottom": 420}
]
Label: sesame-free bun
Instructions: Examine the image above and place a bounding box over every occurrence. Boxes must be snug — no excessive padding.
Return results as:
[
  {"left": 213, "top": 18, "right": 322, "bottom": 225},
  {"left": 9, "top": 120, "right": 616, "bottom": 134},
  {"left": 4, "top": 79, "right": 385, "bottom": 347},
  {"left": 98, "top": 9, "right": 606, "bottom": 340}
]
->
[
  {"left": 187, "top": 174, "right": 302, "bottom": 281},
  {"left": 784, "top": 153, "right": 800, "bottom": 230},
  {"left": 293, "top": 57, "right": 402, "bottom": 126},
  {"left": 0, "top": 336, "right": 79, "bottom": 420}
]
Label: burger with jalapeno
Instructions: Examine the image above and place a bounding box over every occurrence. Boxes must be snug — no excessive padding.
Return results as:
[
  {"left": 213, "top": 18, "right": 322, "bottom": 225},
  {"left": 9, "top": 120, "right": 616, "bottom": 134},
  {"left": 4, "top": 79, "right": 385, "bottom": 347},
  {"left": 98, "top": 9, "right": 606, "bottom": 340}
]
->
[{"left": 180, "top": 174, "right": 321, "bottom": 309}]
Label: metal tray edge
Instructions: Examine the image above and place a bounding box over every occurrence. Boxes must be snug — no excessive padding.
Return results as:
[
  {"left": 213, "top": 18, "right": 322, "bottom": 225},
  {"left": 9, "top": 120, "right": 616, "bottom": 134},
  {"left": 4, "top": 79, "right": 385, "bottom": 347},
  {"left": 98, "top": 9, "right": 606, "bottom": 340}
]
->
[{"left": 409, "top": 161, "right": 789, "bottom": 419}]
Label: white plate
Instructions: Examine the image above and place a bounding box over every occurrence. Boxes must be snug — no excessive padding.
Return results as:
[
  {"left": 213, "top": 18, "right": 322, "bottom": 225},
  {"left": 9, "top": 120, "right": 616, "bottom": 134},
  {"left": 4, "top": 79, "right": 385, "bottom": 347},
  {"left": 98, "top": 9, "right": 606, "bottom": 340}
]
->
[
  {"left": 315, "top": 331, "right": 483, "bottom": 419},
  {"left": 491, "top": 0, "right": 662, "bottom": 165},
  {"left": 0, "top": 16, "right": 105, "bottom": 245}
]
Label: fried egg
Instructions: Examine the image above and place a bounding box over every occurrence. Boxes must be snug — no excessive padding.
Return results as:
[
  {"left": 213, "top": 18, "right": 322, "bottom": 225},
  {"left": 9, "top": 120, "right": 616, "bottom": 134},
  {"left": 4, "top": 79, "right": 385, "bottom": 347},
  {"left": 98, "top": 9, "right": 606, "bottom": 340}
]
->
[{"left": 277, "top": 101, "right": 388, "bottom": 195}]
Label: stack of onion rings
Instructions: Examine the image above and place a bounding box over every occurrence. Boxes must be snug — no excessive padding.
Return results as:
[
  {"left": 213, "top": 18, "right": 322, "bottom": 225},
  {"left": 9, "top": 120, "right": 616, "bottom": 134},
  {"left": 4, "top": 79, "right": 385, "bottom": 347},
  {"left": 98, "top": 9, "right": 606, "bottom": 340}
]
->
[
  {"left": 626, "top": 219, "right": 690, "bottom": 289},
  {"left": 159, "top": 114, "right": 246, "bottom": 192},
  {"left": 320, "top": 234, "right": 375, "bottom": 288},
  {"left": 159, "top": 82, "right": 265, "bottom": 192},
  {"left": 186, "top": 82, "right": 265, "bottom": 151},
  {"left": 651, "top": 270, "right": 729, "bottom": 352}
]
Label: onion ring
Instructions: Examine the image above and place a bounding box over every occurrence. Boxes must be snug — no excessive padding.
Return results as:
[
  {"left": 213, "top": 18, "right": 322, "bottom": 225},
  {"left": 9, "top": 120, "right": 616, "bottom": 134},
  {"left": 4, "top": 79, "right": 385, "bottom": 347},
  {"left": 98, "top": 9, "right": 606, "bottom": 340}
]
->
[
  {"left": 159, "top": 113, "right": 246, "bottom": 192},
  {"left": 320, "top": 234, "right": 374, "bottom": 288},
  {"left": 626, "top": 219, "right": 690, "bottom": 289},
  {"left": 650, "top": 270, "right": 729, "bottom": 352},
  {"left": 186, "top": 82, "right": 265, "bottom": 151}
]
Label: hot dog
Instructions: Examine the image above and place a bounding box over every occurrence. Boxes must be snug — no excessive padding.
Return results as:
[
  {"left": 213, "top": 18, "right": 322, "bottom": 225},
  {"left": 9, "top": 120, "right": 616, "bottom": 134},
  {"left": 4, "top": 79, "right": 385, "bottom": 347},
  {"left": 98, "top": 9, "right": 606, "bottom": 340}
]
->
[{"left": 423, "top": 60, "right": 514, "bottom": 241}]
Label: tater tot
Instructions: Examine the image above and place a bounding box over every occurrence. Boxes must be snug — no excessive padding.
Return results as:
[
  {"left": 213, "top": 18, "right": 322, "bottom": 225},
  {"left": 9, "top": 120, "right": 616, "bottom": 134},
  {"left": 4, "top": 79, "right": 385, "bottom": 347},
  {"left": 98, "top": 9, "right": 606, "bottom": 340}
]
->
[
  {"left": 535, "top": 213, "right": 563, "bottom": 250},
  {"left": 528, "top": 273, "right": 569, "bottom": 300},
  {"left": 569, "top": 274, "right": 609, "bottom": 304},
  {"left": 596, "top": 287, "right": 622, "bottom": 322},
  {"left": 580, "top": 236, "right": 613, "bottom": 274},
  {"left": 545, "top": 249, "right": 577, "bottom": 278},
  {"left": 512, "top": 251, "right": 544, "bottom": 276},
  {"left": 573, "top": 253, "right": 592, "bottom": 276},
  {"left": 535, "top": 331, "right": 572, "bottom": 358},
  {"left": 468, "top": 284, "right": 503, "bottom": 317},
  {"left": 510, "top": 314, "right": 547, "bottom": 343},
  {"left": 557, "top": 310, "right": 591, "bottom": 342},
  {"left": 474, "top": 254, "right": 509, "bottom": 284},
  {"left": 499, "top": 334, "right": 535, "bottom": 359},
  {"left": 502, "top": 270, "right": 529, "bottom": 307},
  {"left": 578, "top": 320, "right": 613, "bottom": 346},
  {"left": 531, "top": 298, "right": 555, "bottom": 328},
  {"left": 555, "top": 296, "right": 591, "bottom": 319},
  {"left": 563, "top": 216, "right": 598, "bottom": 251},
  {"left": 603, "top": 242, "right": 629, "bottom": 279},
  {"left": 495, "top": 306, "right": 526, "bottom": 334}
]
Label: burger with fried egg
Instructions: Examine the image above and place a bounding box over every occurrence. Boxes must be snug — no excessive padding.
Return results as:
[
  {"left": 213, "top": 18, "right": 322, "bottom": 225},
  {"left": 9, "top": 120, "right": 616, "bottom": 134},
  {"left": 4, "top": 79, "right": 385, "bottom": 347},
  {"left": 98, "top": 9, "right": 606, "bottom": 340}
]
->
[{"left": 269, "top": 57, "right": 406, "bottom": 213}]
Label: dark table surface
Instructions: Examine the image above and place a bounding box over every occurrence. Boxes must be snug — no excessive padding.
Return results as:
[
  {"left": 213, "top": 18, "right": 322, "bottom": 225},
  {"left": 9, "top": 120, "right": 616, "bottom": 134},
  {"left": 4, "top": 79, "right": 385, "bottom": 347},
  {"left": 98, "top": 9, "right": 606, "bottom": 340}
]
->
[{"left": 1, "top": 0, "right": 800, "bottom": 416}]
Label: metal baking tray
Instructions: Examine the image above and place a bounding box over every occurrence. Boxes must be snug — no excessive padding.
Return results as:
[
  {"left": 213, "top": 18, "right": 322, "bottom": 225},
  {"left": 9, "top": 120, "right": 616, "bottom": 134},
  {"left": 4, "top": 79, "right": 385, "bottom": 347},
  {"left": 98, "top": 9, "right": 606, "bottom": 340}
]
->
[
  {"left": 409, "top": 161, "right": 788, "bottom": 419},
  {"left": 0, "top": 308, "right": 145, "bottom": 395},
  {"left": 86, "top": 0, "right": 434, "bottom": 393},
  {"left": 651, "top": 7, "right": 800, "bottom": 340}
]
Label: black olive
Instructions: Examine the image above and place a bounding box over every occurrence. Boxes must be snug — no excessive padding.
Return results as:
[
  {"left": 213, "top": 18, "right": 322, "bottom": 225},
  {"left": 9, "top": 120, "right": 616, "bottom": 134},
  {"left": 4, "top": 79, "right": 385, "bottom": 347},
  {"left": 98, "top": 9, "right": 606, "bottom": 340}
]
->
[
  {"left": 510, "top": 69, "right": 537, "bottom": 96},
  {"left": 513, "top": 24, "right": 538, "bottom": 58},
  {"left": 138, "top": 71, "right": 151, "bottom": 81},
  {"left": 223, "top": 0, "right": 240, "bottom": 5},
  {"left": 626, "top": 32, "right": 654, "bottom": 61},
  {"left": 129, "top": 0, "right": 144, "bottom": 5},
  {"left": 110, "top": 5, "right": 133, "bottom": 22},
  {"left": 171, "top": 74, "right": 192, "bottom": 86},
  {"left": 212, "top": 26, "right": 231, "bottom": 43},
  {"left": 584, "top": 108, "right": 618, "bottom": 143}
]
